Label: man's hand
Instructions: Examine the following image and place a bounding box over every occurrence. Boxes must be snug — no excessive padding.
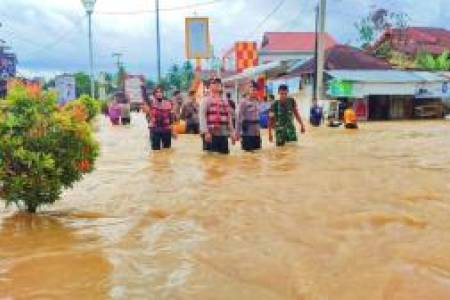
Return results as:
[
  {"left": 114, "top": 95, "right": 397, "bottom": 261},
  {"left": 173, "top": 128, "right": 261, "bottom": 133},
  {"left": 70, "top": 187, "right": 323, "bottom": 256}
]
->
[
  {"left": 230, "top": 132, "right": 237, "bottom": 145},
  {"left": 300, "top": 125, "right": 306, "bottom": 134},
  {"left": 269, "top": 133, "right": 274, "bottom": 143},
  {"left": 204, "top": 132, "right": 212, "bottom": 143}
]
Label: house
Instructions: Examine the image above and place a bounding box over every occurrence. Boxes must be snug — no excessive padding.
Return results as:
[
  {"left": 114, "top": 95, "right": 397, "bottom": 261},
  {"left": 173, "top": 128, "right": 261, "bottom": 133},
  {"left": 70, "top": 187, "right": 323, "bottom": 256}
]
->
[
  {"left": 370, "top": 27, "right": 450, "bottom": 57},
  {"left": 269, "top": 44, "right": 393, "bottom": 118},
  {"left": 258, "top": 32, "right": 336, "bottom": 64}
]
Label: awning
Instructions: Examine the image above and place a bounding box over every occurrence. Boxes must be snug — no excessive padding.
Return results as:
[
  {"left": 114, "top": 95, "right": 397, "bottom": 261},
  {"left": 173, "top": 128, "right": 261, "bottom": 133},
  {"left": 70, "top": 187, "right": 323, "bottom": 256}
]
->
[
  {"left": 326, "top": 70, "right": 450, "bottom": 98},
  {"left": 222, "top": 61, "right": 285, "bottom": 83},
  {"left": 326, "top": 70, "right": 445, "bottom": 83}
]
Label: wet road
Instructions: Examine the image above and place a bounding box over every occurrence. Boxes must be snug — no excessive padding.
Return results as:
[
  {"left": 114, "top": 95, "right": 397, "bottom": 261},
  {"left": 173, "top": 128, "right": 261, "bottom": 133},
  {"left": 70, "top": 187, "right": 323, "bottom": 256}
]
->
[{"left": 1, "top": 114, "right": 450, "bottom": 299}]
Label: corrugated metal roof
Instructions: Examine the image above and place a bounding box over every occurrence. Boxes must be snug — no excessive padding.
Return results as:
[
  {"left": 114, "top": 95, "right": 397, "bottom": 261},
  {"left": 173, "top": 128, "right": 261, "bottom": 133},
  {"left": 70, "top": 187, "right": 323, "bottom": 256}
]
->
[{"left": 326, "top": 70, "right": 445, "bottom": 83}]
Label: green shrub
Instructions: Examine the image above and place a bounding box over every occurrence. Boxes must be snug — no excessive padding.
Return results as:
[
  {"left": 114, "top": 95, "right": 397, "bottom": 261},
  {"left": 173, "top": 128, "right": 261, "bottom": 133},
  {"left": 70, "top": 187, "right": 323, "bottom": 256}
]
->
[
  {"left": 66, "top": 95, "right": 99, "bottom": 122},
  {"left": 0, "top": 85, "right": 99, "bottom": 213}
]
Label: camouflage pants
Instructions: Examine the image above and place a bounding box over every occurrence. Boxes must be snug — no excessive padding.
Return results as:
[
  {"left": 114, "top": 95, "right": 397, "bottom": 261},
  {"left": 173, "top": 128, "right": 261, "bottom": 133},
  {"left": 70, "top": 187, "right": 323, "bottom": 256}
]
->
[{"left": 275, "top": 124, "right": 297, "bottom": 147}]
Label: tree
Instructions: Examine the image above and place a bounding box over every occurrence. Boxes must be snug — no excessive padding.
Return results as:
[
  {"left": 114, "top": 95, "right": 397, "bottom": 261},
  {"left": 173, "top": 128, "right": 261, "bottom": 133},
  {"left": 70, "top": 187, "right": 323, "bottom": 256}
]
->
[
  {"left": 181, "top": 61, "right": 195, "bottom": 91},
  {"left": 43, "top": 79, "right": 55, "bottom": 90},
  {"left": 0, "top": 85, "right": 99, "bottom": 213},
  {"left": 355, "top": 7, "right": 410, "bottom": 48},
  {"left": 116, "top": 65, "right": 126, "bottom": 91},
  {"left": 416, "top": 50, "right": 450, "bottom": 71},
  {"left": 74, "top": 72, "right": 92, "bottom": 97},
  {"left": 146, "top": 79, "right": 156, "bottom": 91},
  {"left": 168, "top": 64, "right": 182, "bottom": 90}
]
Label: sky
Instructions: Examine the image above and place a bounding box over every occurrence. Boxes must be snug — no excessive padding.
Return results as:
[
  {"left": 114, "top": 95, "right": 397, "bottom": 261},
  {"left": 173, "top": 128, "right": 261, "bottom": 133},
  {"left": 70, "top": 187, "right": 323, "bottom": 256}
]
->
[{"left": 1, "top": 0, "right": 449, "bottom": 80}]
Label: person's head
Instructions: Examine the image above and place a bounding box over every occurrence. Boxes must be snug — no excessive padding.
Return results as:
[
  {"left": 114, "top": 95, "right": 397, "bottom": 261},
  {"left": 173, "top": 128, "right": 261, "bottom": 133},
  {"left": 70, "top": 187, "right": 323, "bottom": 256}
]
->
[
  {"left": 173, "top": 90, "right": 181, "bottom": 98},
  {"left": 153, "top": 86, "right": 164, "bottom": 100},
  {"left": 248, "top": 80, "right": 259, "bottom": 99},
  {"left": 209, "top": 78, "right": 222, "bottom": 95},
  {"left": 226, "top": 92, "right": 232, "bottom": 100},
  {"left": 278, "top": 84, "right": 289, "bottom": 101},
  {"left": 269, "top": 94, "right": 275, "bottom": 102},
  {"left": 188, "top": 90, "right": 196, "bottom": 100},
  {"left": 347, "top": 102, "right": 353, "bottom": 110}
]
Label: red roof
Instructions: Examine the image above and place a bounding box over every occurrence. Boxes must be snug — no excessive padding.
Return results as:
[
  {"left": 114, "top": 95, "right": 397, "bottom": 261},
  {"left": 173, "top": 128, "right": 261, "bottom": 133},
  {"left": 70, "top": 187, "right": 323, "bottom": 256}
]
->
[
  {"left": 372, "top": 27, "right": 450, "bottom": 56},
  {"left": 290, "top": 45, "right": 392, "bottom": 76},
  {"left": 260, "top": 32, "right": 337, "bottom": 52}
]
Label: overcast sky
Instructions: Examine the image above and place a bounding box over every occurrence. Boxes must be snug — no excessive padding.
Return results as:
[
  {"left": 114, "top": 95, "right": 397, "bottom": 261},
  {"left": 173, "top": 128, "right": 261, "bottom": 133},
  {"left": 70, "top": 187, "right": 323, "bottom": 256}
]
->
[{"left": 1, "top": 0, "right": 449, "bottom": 79}]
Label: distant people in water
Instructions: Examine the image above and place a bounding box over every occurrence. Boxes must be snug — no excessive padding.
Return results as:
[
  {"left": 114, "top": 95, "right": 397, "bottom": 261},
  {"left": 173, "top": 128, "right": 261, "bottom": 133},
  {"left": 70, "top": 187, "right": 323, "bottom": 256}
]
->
[
  {"left": 180, "top": 90, "right": 200, "bottom": 134},
  {"left": 116, "top": 91, "right": 131, "bottom": 126},
  {"left": 343, "top": 103, "right": 358, "bottom": 129},
  {"left": 171, "top": 90, "right": 184, "bottom": 121},
  {"left": 310, "top": 103, "right": 323, "bottom": 127},
  {"left": 108, "top": 99, "right": 121, "bottom": 125},
  {"left": 268, "top": 84, "right": 306, "bottom": 147}
]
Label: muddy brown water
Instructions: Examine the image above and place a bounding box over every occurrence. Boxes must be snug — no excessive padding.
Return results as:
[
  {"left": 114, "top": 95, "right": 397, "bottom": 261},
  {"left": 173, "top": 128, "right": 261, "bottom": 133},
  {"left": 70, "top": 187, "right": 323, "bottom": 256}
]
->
[{"left": 1, "top": 114, "right": 450, "bottom": 300}]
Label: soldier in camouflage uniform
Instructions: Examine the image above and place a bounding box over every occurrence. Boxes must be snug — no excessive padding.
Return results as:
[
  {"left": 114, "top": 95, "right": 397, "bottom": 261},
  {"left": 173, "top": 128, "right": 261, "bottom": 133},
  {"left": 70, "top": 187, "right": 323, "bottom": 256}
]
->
[{"left": 269, "top": 84, "right": 306, "bottom": 147}]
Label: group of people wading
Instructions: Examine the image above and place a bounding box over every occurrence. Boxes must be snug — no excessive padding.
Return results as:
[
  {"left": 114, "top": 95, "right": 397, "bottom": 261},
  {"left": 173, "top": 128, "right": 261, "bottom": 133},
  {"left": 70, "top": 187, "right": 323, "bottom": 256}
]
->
[{"left": 142, "top": 77, "right": 306, "bottom": 154}]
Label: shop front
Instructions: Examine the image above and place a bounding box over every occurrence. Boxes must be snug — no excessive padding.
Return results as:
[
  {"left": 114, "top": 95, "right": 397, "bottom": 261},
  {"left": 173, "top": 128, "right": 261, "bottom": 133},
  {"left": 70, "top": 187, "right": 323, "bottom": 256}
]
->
[{"left": 326, "top": 70, "right": 450, "bottom": 121}]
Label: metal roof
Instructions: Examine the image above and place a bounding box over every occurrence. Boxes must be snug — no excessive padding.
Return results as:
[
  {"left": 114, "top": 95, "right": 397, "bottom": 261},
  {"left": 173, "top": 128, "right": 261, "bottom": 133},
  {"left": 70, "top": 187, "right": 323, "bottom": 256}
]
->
[
  {"left": 222, "top": 61, "right": 283, "bottom": 83},
  {"left": 326, "top": 70, "right": 446, "bottom": 83}
]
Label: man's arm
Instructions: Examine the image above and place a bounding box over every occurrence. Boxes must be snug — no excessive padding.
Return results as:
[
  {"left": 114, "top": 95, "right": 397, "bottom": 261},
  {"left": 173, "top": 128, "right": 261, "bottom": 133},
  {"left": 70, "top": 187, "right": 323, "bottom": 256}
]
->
[
  {"left": 235, "top": 100, "right": 244, "bottom": 140},
  {"left": 292, "top": 100, "right": 306, "bottom": 133},
  {"left": 199, "top": 98, "right": 208, "bottom": 134},
  {"left": 180, "top": 103, "right": 187, "bottom": 121},
  {"left": 268, "top": 104, "right": 275, "bottom": 143}
]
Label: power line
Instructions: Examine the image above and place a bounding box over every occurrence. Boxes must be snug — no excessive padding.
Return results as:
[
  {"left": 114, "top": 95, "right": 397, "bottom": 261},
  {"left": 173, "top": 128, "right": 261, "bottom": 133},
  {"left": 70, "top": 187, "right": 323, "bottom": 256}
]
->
[
  {"left": 244, "top": 0, "right": 287, "bottom": 39},
  {"left": 95, "top": 0, "right": 222, "bottom": 15}
]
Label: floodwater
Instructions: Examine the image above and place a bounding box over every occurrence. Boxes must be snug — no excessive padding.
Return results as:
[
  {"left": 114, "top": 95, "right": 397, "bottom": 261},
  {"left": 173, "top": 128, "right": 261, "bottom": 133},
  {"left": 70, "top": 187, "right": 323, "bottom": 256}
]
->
[{"left": 1, "top": 114, "right": 450, "bottom": 300}]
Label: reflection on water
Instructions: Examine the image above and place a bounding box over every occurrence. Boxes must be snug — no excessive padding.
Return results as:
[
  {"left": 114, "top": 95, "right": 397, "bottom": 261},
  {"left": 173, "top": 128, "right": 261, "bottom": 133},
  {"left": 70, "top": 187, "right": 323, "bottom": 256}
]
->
[{"left": 1, "top": 115, "right": 450, "bottom": 299}]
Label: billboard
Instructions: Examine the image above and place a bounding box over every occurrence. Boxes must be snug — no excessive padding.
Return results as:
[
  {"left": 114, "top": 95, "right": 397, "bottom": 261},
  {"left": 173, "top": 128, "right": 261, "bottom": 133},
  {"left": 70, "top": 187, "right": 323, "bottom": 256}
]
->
[
  {"left": 55, "top": 75, "right": 76, "bottom": 105},
  {"left": 185, "top": 17, "right": 211, "bottom": 59},
  {"left": 124, "top": 75, "right": 145, "bottom": 104},
  {"left": 0, "top": 50, "right": 17, "bottom": 97}
]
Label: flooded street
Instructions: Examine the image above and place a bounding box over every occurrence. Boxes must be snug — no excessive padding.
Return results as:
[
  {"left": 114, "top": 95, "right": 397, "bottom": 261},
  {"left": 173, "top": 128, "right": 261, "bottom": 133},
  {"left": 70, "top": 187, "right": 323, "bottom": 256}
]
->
[{"left": 1, "top": 113, "right": 450, "bottom": 300}]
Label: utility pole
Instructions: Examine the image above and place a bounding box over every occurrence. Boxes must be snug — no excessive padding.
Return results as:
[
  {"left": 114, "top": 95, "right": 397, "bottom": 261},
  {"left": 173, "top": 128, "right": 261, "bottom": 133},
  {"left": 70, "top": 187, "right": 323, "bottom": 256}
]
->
[
  {"left": 81, "top": 0, "right": 97, "bottom": 99},
  {"left": 155, "top": 0, "right": 162, "bottom": 82},
  {"left": 112, "top": 53, "right": 123, "bottom": 71},
  {"left": 313, "top": 5, "right": 319, "bottom": 103},
  {"left": 112, "top": 53, "right": 124, "bottom": 90},
  {"left": 315, "top": 0, "right": 327, "bottom": 104}
]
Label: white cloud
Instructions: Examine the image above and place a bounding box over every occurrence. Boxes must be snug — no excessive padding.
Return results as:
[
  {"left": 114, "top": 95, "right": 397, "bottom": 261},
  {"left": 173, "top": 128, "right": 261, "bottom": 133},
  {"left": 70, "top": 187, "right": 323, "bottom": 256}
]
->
[{"left": 1, "top": 0, "right": 449, "bottom": 79}]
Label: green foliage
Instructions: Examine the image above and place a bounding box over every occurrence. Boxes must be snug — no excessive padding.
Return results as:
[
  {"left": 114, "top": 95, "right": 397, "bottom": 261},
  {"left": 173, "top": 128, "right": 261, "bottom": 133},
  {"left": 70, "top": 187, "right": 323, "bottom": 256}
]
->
[
  {"left": 374, "top": 41, "right": 392, "bottom": 57},
  {"left": 355, "top": 7, "right": 409, "bottom": 48},
  {"left": 79, "top": 95, "right": 100, "bottom": 122},
  {"left": 146, "top": 79, "right": 156, "bottom": 91},
  {"left": 151, "top": 61, "right": 195, "bottom": 94},
  {"left": 0, "top": 85, "right": 99, "bottom": 213},
  {"left": 168, "top": 64, "right": 182, "bottom": 90},
  {"left": 99, "top": 99, "right": 109, "bottom": 115},
  {"left": 180, "top": 61, "right": 195, "bottom": 91},
  {"left": 74, "top": 72, "right": 92, "bottom": 97},
  {"left": 415, "top": 50, "right": 450, "bottom": 71},
  {"left": 389, "top": 51, "right": 416, "bottom": 69}
]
